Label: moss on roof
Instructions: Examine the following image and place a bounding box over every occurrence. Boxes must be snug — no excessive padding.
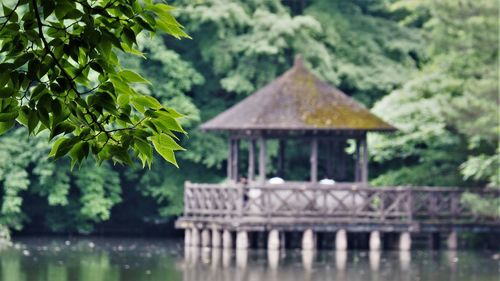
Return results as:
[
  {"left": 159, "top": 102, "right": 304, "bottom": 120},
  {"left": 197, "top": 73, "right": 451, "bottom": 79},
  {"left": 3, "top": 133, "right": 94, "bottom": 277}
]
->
[{"left": 201, "top": 57, "right": 396, "bottom": 132}]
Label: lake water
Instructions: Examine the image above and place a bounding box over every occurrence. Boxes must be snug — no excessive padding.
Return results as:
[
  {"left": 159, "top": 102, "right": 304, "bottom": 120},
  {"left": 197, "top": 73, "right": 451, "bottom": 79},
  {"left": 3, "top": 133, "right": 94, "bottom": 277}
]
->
[{"left": 0, "top": 238, "right": 498, "bottom": 281}]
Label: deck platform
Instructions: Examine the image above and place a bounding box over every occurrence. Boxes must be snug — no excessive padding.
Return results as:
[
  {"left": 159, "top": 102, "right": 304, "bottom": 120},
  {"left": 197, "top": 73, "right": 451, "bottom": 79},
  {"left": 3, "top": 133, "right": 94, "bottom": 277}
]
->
[{"left": 176, "top": 182, "right": 500, "bottom": 250}]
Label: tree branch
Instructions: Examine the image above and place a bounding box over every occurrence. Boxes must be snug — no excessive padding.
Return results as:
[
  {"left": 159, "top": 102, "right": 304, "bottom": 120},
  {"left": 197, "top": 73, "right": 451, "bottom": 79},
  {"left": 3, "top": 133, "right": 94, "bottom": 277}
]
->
[
  {"left": 0, "top": 0, "right": 21, "bottom": 32},
  {"left": 31, "top": 0, "right": 116, "bottom": 142}
]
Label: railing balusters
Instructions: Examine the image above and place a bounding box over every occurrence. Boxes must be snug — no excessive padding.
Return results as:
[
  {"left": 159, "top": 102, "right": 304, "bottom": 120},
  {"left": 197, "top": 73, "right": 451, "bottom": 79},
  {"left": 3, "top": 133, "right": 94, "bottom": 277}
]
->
[{"left": 182, "top": 182, "right": 499, "bottom": 225}]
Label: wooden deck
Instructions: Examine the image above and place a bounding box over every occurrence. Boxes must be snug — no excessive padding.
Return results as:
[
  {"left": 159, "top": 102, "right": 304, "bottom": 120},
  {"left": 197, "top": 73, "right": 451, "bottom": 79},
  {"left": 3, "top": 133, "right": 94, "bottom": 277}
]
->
[{"left": 176, "top": 182, "right": 500, "bottom": 233}]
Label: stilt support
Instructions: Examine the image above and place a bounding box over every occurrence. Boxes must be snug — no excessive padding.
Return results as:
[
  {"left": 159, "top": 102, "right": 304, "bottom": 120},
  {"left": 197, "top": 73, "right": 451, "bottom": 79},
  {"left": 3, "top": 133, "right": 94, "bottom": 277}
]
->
[
  {"left": 268, "top": 229, "right": 280, "bottom": 250},
  {"left": 191, "top": 228, "right": 200, "bottom": 247},
  {"left": 399, "top": 232, "right": 411, "bottom": 251},
  {"left": 336, "top": 229, "right": 347, "bottom": 251},
  {"left": 236, "top": 231, "right": 249, "bottom": 250},
  {"left": 184, "top": 229, "right": 191, "bottom": 246},
  {"left": 201, "top": 229, "right": 211, "bottom": 248},
  {"left": 222, "top": 230, "right": 233, "bottom": 249},
  {"left": 212, "top": 228, "right": 221, "bottom": 248},
  {"left": 369, "top": 230, "right": 381, "bottom": 251},
  {"left": 447, "top": 231, "right": 457, "bottom": 250},
  {"left": 302, "top": 229, "right": 316, "bottom": 250}
]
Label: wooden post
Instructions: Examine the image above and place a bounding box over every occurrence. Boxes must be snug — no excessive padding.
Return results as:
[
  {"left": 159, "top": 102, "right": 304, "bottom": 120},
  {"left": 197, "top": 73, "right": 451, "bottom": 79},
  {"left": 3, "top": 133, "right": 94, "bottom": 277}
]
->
[
  {"left": 222, "top": 230, "right": 233, "bottom": 249},
  {"left": 277, "top": 139, "right": 285, "bottom": 178},
  {"left": 236, "top": 231, "right": 249, "bottom": 250},
  {"left": 191, "top": 228, "right": 201, "bottom": 247},
  {"left": 447, "top": 231, "right": 457, "bottom": 250},
  {"left": 399, "top": 232, "right": 411, "bottom": 251},
  {"left": 310, "top": 138, "right": 318, "bottom": 183},
  {"left": 369, "top": 230, "right": 381, "bottom": 251},
  {"left": 185, "top": 229, "right": 192, "bottom": 247},
  {"left": 212, "top": 228, "right": 222, "bottom": 248},
  {"left": 248, "top": 139, "right": 256, "bottom": 182},
  {"left": 201, "top": 229, "right": 211, "bottom": 248},
  {"left": 361, "top": 135, "right": 368, "bottom": 185},
  {"left": 335, "top": 229, "right": 347, "bottom": 250},
  {"left": 259, "top": 136, "right": 267, "bottom": 183},
  {"left": 268, "top": 229, "right": 280, "bottom": 250},
  {"left": 302, "top": 229, "right": 316, "bottom": 250},
  {"left": 232, "top": 139, "right": 240, "bottom": 181},
  {"left": 227, "top": 138, "right": 233, "bottom": 181}
]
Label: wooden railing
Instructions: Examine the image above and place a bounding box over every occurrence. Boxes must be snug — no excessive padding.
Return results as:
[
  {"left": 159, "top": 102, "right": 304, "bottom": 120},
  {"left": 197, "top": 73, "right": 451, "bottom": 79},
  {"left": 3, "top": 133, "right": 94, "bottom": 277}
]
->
[{"left": 183, "top": 182, "right": 500, "bottom": 224}]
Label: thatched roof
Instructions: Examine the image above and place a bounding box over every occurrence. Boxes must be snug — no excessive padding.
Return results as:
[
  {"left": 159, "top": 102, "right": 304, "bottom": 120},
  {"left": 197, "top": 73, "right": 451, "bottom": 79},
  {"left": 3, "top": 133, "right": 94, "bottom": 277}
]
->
[{"left": 201, "top": 57, "right": 396, "bottom": 132}]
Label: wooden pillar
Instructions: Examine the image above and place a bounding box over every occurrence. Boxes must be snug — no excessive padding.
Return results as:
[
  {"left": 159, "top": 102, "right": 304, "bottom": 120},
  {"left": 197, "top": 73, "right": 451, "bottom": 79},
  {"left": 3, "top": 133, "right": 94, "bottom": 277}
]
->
[
  {"left": 310, "top": 138, "right": 318, "bottom": 182},
  {"left": 399, "top": 232, "right": 411, "bottom": 251},
  {"left": 335, "top": 229, "right": 347, "bottom": 250},
  {"left": 236, "top": 231, "right": 249, "bottom": 250},
  {"left": 268, "top": 229, "right": 280, "bottom": 250},
  {"left": 212, "top": 228, "right": 222, "bottom": 248},
  {"left": 227, "top": 138, "right": 233, "bottom": 181},
  {"left": 369, "top": 230, "right": 381, "bottom": 251},
  {"left": 248, "top": 139, "right": 256, "bottom": 182},
  {"left": 447, "top": 231, "right": 457, "bottom": 250},
  {"left": 201, "top": 229, "right": 211, "bottom": 247},
  {"left": 361, "top": 135, "right": 368, "bottom": 184},
  {"left": 277, "top": 140, "right": 285, "bottom": 178},
  {"left": 258, "top": 137, "right": 267, "bottom": 183},
  {"left": 302, "top": 229, "right": 316, "bottom": 250},
  {"left": 232, "top": 139, "right": 240, "bottom": 181},
  {"left": 184, "top": 229, "right": 192, "bottom": 247},
  {"left": 191, "top": 228, "right": 200, "bottom": 247},
  {"left": 222, "top": 230, "right": 233, "bottom": 249}
]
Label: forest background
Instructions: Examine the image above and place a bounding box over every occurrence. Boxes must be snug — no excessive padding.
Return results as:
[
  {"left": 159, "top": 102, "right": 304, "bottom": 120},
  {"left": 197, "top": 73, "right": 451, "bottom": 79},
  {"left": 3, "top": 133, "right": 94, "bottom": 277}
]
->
[{"left": 0, "top": 0, "right": 497, "bottom": 235}]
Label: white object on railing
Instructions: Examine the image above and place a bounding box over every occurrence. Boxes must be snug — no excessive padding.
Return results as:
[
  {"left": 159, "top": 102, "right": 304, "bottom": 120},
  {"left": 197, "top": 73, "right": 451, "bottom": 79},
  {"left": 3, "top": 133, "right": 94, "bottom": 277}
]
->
[
  {"left": 247, "top": 188, "right": 262, "bottom": 198},
  {"left": 319, "top": 178, "right": 336, "bottom": 185},
  {"left": 268, "top": 177, "right": 285, "bottom": 184}
]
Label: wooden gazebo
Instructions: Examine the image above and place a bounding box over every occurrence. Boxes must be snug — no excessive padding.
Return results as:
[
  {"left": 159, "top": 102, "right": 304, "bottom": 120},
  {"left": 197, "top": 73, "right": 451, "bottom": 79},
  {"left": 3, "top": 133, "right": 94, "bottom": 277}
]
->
[
  {"left": 176, "top": 56, "right": 499, "bottom": 252},
  {"left": 201, "top": 56, "right": 395, "bottom": 184}
]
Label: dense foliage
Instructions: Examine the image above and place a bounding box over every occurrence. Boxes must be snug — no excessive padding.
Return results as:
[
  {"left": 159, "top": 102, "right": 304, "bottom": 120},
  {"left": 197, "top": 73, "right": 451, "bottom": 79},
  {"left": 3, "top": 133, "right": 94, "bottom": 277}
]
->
[
  {"left": 370, "top": 0, "right": 498, "bottom": 216},
  {"left": 0, "top": 0, "right": 497, "bottom": 234},
  {"left": 0, "top": 0, "right": 189, "bottom": 167}
]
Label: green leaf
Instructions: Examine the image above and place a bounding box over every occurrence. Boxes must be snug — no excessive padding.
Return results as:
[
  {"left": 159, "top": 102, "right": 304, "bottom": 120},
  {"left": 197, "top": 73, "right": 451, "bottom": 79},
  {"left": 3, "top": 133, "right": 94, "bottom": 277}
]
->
[
  {"left": 49, "top": 137, "right": 68, "bottom": 157},
  {"left": 122, "top": 27, "right": 137, "bottom": 46},
  {"left": 134, "top": 138, "right": 153, "bottom": 168},
  {"left": 0, "top": 87, "right": 14, "bottom": 98},
  {"left": 49, "top": 137, "right": 78, "bottom": 159},
  {"left": 50, "top": 121, "right": 76, "bottom": 140},
  {"left": 119, "top": 70, "right": 149, "bottom": 84},
  {"left": 152, "top": 133, "right": 184, "bottom": 151},
  {"left": 0, "top": 111, "right": 18, "bottom": 122},
  {"left": 131, "top": 96, "right": 162, "bottom": 109},
  {"left": 156, "top": 112, "right": 185, "bottom": 133},
  {"left": 152, "top": 135, "right": 178, "bottom": 167},
  {"left": 117, "top": 94, "right": 130, "bottom": 107},
  {"left": 0, "top": 120, "right": 15, "bottom": 135}
]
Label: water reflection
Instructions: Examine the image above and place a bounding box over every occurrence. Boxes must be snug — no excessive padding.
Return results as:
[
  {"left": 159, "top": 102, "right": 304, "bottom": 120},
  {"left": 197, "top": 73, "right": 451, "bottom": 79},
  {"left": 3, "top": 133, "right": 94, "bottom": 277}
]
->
[
  {"left": 0, "top": 238, "right": 498, "bottom": 281},
  {"left": 335, "top": 250, "right": 347, "bottom": 271},
  {"left": 369, "top": 250, "right": 380, "bottom": 272},
  {"left": 301, "top": 250, "right": 314, "bottom": 271},
  {"left": 399, "top": 250, "right": 411, "bottom": 272},
  {"left": 267, "top": 250, "right": 279, "bottom": 269}
]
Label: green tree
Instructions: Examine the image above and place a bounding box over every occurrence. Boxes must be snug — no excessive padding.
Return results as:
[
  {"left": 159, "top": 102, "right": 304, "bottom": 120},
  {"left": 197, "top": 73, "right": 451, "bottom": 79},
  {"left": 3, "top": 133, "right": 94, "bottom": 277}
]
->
[
  {"left": 370, "top": 0, "right": 499, "bottom": 216},
  {"left": 0, "top": 128, "right": 121, "bottom": 233},
  {"left": 0, "top": 0, "right": 189, "bottom": 167}
]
